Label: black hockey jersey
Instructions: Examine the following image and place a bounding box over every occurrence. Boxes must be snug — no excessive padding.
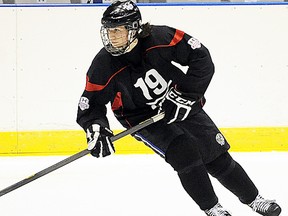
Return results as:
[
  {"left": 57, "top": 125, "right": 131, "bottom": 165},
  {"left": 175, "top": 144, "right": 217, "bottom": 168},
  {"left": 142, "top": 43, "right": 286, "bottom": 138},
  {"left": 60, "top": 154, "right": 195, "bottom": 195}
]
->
[{"left": 77, "top": 25, "right": 214, "bottom": 130}]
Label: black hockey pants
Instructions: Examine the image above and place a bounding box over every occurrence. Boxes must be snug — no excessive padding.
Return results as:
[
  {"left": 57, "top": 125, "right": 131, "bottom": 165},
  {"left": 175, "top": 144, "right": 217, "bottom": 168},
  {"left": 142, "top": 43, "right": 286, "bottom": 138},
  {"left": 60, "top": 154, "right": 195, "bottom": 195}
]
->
[{"left": 165, "top": 134, "right": 258, "bottom": 210}]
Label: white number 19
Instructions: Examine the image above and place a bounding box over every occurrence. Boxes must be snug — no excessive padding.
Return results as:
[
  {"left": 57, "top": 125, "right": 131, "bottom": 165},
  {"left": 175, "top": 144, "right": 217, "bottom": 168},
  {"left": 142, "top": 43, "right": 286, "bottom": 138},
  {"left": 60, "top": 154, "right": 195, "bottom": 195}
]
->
[{"left": 134, "top": 69, "right": 167, "bottom": 100}]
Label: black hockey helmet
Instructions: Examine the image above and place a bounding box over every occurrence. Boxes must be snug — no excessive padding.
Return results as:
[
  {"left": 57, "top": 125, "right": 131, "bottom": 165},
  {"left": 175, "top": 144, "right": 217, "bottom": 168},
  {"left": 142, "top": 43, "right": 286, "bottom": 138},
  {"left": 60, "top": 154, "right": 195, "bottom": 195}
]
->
[{"left": 100, "top": 0, "right": 142, "bottom": 56}]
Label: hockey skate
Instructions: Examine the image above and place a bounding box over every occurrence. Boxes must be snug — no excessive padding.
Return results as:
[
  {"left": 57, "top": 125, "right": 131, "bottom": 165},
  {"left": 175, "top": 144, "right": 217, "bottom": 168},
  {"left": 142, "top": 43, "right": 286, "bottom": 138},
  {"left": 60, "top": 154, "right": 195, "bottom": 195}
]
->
[
  {"left": 248, "top": 195, "right": 281, "bottom": 216},
  {"left": 204, "top": 203, "right": 232, "bottom": 216}
]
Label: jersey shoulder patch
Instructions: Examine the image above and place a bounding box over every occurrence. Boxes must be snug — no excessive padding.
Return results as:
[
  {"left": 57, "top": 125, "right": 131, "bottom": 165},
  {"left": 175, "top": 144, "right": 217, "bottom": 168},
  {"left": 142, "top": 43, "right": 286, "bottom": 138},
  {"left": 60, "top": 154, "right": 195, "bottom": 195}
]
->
[{"left": 187, "top": 37, "right": 201, "bottom": 49}]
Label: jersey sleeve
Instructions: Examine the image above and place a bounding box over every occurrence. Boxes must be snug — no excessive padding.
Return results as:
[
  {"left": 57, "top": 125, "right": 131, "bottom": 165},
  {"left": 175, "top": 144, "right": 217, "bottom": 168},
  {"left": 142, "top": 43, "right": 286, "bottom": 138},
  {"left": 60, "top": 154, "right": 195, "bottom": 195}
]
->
[
  {"left": 172, "top": 30, "right": 215, "bottom": 100},
  {"left": 76, "top": 51, "right": 114, "bottom": 131}
]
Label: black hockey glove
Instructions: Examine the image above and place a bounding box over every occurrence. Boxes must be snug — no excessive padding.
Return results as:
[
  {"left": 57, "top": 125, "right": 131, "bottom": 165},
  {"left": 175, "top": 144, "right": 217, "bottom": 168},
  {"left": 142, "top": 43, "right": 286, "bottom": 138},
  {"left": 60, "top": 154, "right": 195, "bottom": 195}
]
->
[
  {"left": 160, "top": 87, "right": 196, "bottom": 124},
  {"left": 86, "top": 124, "right": 115, "bottom": 158}
]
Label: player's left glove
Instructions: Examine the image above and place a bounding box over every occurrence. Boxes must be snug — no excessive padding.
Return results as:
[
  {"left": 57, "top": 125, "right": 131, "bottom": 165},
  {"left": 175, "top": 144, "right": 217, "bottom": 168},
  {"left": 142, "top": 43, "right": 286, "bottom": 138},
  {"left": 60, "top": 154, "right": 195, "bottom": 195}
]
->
[
  {"left": 160, "top": 86, "right": 197, "bottom": 124},
  {"left": 86, "top": 124, "right": 115, "bottom": 158}
]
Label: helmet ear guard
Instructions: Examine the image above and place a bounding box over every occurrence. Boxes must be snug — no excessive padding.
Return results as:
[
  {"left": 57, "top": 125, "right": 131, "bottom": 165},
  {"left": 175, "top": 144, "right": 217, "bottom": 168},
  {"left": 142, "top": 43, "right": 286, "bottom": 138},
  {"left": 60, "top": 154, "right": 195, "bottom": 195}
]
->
[
  {"left": 130, "top": 20, "right": 140, "bottom": 30},
  {"left": 100, "top": 0, "right": 142, "bottom": 56}
]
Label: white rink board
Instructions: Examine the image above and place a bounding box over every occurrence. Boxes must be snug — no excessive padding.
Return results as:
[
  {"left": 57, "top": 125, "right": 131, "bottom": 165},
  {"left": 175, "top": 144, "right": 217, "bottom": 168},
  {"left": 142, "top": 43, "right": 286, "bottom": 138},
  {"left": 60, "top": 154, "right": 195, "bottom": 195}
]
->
[
  {"left": 0, "top": 7, "right": 17, "bottom": 131},
  {"left": 0, "top": 4, "right": 287, "bottom": 131}
]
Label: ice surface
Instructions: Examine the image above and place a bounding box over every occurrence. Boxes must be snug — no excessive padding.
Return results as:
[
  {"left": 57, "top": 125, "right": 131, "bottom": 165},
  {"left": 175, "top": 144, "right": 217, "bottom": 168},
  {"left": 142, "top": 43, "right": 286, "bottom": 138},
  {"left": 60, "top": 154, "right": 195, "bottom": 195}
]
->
[{"left": 0, "top": 152, "right": 287, "bottom": 216}]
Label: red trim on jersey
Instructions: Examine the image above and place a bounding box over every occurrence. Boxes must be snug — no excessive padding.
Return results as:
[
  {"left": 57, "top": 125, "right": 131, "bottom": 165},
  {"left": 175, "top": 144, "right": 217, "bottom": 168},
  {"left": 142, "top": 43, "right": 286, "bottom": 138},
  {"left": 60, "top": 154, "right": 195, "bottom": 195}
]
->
[
  {"left": 111, "top": 92, "right": 123, "bottom": 111},
  {"left": 85, "top": 66, "right": 128, "bottom": 92},
  {"left": 111, "top": 92, "right": 133, "bottom": 128},
  {"left": 145, "top": 29, "right": 185, "bottom": 52}
]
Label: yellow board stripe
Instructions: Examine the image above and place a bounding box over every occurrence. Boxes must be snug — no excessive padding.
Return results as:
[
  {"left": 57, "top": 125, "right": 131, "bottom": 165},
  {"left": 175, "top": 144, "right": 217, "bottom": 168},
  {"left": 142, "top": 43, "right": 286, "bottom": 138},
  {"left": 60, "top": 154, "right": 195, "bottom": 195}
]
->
[{"left": 0, "top": 127, "right": 287, "bottom": 156}]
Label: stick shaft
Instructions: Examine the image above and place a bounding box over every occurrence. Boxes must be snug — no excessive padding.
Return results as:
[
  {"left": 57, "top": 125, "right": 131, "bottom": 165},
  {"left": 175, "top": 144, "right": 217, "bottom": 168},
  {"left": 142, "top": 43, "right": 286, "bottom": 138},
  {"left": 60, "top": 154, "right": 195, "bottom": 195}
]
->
[{"left": 0, "top": 112, "right": 164, "bottom": 197}]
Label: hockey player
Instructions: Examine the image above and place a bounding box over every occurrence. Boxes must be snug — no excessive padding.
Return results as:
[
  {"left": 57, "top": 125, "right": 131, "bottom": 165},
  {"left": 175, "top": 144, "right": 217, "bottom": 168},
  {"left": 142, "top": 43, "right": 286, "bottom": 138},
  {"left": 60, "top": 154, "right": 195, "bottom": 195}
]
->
[{"left": 76, "top": 1, "right": 282, "bottom": 215}]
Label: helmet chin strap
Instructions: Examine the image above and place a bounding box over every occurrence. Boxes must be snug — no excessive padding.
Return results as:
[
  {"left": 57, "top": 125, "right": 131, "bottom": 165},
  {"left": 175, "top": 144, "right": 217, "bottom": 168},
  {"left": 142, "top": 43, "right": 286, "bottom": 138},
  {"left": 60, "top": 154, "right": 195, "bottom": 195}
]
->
[{"left": 125, "top": 38, "right": 138, "bottom": 53}]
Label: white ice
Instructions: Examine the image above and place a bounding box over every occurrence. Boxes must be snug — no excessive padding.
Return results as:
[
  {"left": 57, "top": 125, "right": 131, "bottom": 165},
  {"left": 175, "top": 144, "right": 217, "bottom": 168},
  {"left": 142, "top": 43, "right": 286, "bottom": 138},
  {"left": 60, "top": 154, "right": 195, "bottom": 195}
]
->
[{"left": 0, "top": 152, "right": 287, "bottom": 216}]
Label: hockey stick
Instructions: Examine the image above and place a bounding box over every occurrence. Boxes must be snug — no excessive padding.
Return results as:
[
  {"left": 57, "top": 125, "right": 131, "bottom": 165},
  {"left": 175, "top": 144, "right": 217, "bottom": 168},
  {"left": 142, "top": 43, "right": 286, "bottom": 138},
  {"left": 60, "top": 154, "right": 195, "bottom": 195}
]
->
[{"left": 0, "top": 112, "right": 165, "bottom": 197}]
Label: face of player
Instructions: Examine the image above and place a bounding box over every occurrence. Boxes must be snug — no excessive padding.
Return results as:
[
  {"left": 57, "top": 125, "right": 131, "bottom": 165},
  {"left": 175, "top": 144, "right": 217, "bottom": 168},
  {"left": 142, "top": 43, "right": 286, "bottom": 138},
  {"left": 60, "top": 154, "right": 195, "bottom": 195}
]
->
[{"left": 107, "top": 26, "right": 129, "bottom": 49}]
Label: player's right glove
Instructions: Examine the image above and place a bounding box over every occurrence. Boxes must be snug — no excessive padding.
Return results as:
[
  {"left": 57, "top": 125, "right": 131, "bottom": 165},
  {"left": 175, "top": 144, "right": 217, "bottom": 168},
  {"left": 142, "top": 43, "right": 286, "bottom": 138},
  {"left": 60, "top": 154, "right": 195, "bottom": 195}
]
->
[
  {"left": 159, "top": 86, "right": 199, "bottom": 124},
  {"left": 86, "top": 124, "right": 115, "bottom": 158}
]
